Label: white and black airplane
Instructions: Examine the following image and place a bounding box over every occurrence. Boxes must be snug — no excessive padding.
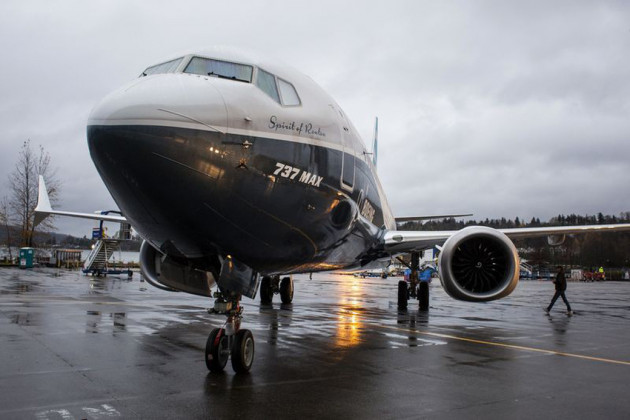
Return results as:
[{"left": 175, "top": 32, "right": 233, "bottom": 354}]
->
[{"left": 35, "top": 47, "right": 630, "bottom": 373}]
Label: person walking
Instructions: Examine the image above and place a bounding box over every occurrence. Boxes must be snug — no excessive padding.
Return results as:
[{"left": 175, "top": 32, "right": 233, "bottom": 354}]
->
[{"left": 546, "top": 266, "right": 573, "bottom": 315}]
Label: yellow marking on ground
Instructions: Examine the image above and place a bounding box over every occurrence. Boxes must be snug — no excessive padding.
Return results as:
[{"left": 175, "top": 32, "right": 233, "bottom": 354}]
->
[{"left": 378, "top": 324, "right": 630, "bottom": 366}]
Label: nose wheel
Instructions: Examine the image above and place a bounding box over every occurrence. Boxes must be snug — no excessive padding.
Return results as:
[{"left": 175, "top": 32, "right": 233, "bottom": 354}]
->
[
  {"left": 205, "top": 328, "right": 230, "bottom": 372},
  {"left": 205, "top": 293, "right": 255, "bottom": 373},
  {"left": 205, "top": 327, "right": 255, "bottom": 373},
  {"left": 231, "top": 329, "right": 255, "bottom": 373}
]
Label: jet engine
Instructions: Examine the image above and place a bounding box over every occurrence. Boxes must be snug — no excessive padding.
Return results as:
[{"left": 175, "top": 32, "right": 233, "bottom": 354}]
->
[
  {"left": 139, "top": 240, "right": 217, "bottom": 297},
  {"left": 139, "top": 240, "right": 260, "bottom": 299},
  {"left": 437, "top": 226, "right": 520, "bottom": 302}
]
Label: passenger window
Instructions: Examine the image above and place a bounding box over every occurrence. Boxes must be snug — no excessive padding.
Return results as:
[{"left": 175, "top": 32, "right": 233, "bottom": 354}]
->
[
  {"left": 256, "top": 69, "right": 280, "bottom": 104},
  {"left": 278, "top": 78, "right": 301, "bottom": 106}
]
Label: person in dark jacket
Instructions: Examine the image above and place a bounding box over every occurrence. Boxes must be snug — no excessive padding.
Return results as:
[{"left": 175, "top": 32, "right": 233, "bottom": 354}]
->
[{"left": 546, "top": 266, "right": 573, "bottom": 315}]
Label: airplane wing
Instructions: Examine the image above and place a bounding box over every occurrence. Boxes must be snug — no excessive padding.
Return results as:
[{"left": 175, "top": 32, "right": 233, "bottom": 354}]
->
[
  {"left": 383, "top": 223, "right": 630, "bottom": 253},
  {"left": 34, "top": 176, "right": 127, "bottom": 226},
  {"left": 382, "top": 221, "right": 630, "bottom": 303}
]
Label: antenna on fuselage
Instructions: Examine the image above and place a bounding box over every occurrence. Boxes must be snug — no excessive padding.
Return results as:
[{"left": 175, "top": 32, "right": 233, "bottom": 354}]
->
[{"left": 372, "top": 117, "right": 378, "bottom": 168}]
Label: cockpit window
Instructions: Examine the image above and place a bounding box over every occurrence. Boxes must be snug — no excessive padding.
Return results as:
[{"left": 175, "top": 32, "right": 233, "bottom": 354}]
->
[
  {"left": 184, "top": 57, "right": 253, "bottom": 83},
  {"left": 256, "top": 69, "right": 280, "bottom": 103},
  {"left": 255, "top": 69, "right": 301, "bottom": 106},
  {"left": 142, "top": 57, "right": 183, "bottom": 76},
  {"left": 278, "top": 78, "right": 301, "bottom": 106}
]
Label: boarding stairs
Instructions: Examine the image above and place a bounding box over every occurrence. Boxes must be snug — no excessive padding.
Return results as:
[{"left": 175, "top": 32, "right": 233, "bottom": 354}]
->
[
  {"left": 519, "top": 261, "right": 533, "bottom": 278},
  {"left": 83, "top": 239, "right": 120, "bottom": 274}
]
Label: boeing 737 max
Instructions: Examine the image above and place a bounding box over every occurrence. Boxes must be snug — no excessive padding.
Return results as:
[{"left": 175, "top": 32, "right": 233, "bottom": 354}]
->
[{"left": 35, "top": 47, "right": 630, "bottom": 373}]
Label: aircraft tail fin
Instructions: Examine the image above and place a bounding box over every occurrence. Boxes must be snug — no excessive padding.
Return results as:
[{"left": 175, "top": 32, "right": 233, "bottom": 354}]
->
[
  {"left": 372, "top": 117, "right": 378, "bottom": 168},
  {"left": 34, "top": 176, "right": 52, "bottom": 226}
]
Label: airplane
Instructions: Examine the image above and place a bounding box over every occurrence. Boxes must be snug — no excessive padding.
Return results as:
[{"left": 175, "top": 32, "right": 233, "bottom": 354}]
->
[{"left": 35, "top": 46, "right": 630, "bottom": 373}]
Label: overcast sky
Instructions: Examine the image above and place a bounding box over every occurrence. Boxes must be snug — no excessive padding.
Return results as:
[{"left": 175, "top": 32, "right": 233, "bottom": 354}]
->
[{"left": 1, "top": 0, "right": 629, "bottom": 236}]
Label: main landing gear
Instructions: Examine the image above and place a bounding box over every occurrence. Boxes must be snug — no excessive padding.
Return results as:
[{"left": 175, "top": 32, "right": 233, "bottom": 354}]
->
[
  {"left": 397, "top": 251, "right": 430, "bottom": 311},
  {"left": 259, "top": 275, "right": 294, "bottom": 304},
  {"left": 205, "top": 291, "right": 255, "bottom": 373}
]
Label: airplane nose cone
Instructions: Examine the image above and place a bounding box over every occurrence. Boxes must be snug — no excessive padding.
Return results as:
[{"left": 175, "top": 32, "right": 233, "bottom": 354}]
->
[
  {"left": 86, "top": 74, "right": 229, "bottom": 256},
  {"left": 88, "top": 74, "right": 227, "bottom": 130}
]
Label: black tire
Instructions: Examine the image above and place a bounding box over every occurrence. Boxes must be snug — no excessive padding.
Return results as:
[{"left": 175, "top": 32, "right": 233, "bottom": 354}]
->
[
  {"left": 418, "top": 281, "right": 429, "bottom": 311},
  {"left": 280, "top": 276, "right": 294, "bottom": 304},
  {"left": 397, "top": 280, "right": 408, "bottom": 309},
  {"left": 231, "top": 329, "right": 255, "bottom": 373},
  {"left": 205, "top": 328, "right": 229, "bottom": 372},
  {"left": 260, "top": 276, "right": 273, "bottom": 304}
]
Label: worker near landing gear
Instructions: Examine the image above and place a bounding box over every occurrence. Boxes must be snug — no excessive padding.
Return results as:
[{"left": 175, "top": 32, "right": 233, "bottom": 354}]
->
[
  {"left": 545, "top": 266, "right": 573, "bottom": 315},
  {"left": 419, "top": 265, "right": 435, "bottom": 283}
]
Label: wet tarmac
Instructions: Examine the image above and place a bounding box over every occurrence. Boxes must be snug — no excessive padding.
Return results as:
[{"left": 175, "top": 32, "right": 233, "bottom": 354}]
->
[{"left": 1, "top": 267, "right": 629, "bottom": 419}]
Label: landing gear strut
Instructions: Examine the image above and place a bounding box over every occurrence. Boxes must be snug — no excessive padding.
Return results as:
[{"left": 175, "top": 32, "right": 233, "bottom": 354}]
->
[
  {"left": 259, "top": 275, "right": 294, "bottom": 304},
  {"left": 397, "top": 252, "right": 429, "bottom": 311},
  {"left": 205, "top": 291, "right": 255, "bottom": 373}
]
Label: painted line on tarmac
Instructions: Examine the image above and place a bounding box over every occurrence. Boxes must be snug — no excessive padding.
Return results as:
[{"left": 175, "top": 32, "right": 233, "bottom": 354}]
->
[{"left": 378, "top": 324, "right": 630, "bottom": 366}]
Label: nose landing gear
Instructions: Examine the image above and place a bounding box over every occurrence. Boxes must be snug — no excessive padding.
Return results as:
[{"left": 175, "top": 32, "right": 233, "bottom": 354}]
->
[{"left": 205, "top": 292, "right": 255, "bottom": 373}]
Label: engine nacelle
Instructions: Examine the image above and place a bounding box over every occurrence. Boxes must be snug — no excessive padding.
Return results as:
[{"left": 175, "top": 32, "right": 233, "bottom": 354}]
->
[
  {"left": 140, "top": 240, "right": 217, "bottom": 297},
  {"left": 438, "top": 226, "right": 520, "bottom": 302},
  {"left": 139, "top": 241, "right": 259, "bottom": 299}
]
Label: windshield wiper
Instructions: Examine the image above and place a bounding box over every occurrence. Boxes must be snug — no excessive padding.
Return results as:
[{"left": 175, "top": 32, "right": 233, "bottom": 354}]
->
[{"left": 207, "top": 72, "right": 249, "bottom": 83}]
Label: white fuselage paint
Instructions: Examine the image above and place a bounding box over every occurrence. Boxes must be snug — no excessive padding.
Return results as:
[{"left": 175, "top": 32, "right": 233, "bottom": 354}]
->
[{"left": 89, "top": 47, "right": 396, "bottom": 232}]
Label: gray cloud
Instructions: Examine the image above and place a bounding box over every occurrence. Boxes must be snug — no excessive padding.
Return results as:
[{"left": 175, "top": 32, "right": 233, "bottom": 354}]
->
[{"left": 1, "top": 0, "right": 629, "bottom": 236}]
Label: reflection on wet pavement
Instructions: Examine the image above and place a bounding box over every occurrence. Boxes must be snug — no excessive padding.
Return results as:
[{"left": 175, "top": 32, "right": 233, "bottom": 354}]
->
[
  {"left": 2, "top": 267, "right": 629, "bottom": 353},
  {"left": 1, "top": 267, "right": 630, "bottom": 419}
]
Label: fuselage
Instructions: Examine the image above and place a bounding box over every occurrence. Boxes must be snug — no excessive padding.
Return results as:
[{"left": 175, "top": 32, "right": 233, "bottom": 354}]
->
[{"left": 87, "top": 47, "right": 395, "bottom": 274}]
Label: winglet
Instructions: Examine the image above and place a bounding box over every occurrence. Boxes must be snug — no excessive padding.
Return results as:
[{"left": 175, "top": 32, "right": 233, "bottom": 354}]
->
[
  {"left": 34, "top": 175, "right": 53, "bottom": 226},
  {"left": 34, "top": 176, "right": 128, "bottom": 225}
]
